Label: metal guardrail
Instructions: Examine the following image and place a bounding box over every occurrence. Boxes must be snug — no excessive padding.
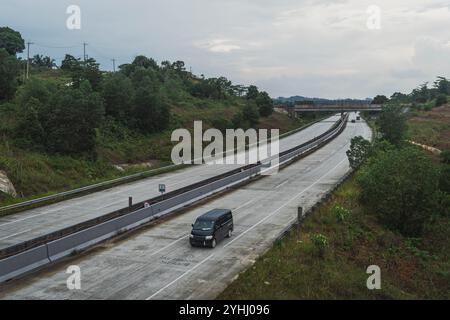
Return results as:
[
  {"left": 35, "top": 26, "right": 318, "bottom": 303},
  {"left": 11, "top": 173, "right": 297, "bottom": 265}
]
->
[
  {"left": 0, "top": 165, "right": 180, "bottom": 213},
  {"left": 0, "top": 114, "right": 348, "bottom": 283},
  {"left": 0, "top": 115, "right": 331, "bottom": 214}
]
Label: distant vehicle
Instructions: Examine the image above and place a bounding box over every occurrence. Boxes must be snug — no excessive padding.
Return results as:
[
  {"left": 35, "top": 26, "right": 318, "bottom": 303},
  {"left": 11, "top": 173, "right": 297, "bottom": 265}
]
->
[
  {"left": 190, "top": 209, "right": 233, "bottom": 248},
  {"left": 351, "top": 119, "right": 356, "bottom": 123},
  {"left": 356, "top": 116, "right": 361, "bottom": 121}
]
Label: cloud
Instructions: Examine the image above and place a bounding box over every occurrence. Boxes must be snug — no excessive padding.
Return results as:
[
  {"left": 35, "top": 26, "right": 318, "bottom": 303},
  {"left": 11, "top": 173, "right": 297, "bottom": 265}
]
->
[
  {"left": 195, "top": 39, "right": 241, "bottom": 53},
  {"left": 1, "top": 0, "right": 450, "bottom": 98}
]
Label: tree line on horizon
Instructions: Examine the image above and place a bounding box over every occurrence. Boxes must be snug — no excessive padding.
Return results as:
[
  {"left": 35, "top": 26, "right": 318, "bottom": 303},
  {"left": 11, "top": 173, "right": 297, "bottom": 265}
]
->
[{"left": 372, "top": 76, "right": 450, "bottom": 109}]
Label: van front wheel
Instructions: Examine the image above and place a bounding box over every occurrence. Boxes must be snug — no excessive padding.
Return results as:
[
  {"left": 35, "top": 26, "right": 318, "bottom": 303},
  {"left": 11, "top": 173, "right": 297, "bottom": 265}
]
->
[
  {"left": 227, "top": 230, "right": 232, "bottom": 238},
  {"left": 210, "top": 239, "right": 216, "bottom": 248}
]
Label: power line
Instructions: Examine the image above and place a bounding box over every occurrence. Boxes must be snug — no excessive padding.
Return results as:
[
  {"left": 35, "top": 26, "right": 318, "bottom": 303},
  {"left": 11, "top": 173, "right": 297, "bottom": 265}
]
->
[{"left": 34, "top": 43, "right": 81, "bottom": 49}]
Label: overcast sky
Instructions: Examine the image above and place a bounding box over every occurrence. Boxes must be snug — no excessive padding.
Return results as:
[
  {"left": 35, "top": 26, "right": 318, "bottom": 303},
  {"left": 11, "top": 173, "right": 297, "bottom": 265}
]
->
[{"left": 2, "top": 0, "right": 450, "bottom": 99}]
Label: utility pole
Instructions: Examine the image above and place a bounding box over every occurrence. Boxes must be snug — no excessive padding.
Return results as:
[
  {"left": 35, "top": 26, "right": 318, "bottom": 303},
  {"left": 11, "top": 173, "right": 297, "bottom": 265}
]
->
[
  {"left": 83, "top": 42, "right": 88, "bottom": 62},
  {"left": 112, "top": 59, "right": 116, "bottom": 72},
  {"left": 26, "top": 41, "right": 33, "bottom": 80}
]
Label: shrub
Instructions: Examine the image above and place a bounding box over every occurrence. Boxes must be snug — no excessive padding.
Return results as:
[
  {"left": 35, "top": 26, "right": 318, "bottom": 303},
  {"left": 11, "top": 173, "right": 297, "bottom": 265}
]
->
[
  {"left": 310, "top": 233, "right": 329, "bottom": 257},
  {"left": 435, "top": 94, "right": 448, "bottom": 107},
  {"left": 440, "top": 149, "right": 450, "bottom": 164},
  {"left": 357, "top": 146, "right": 440, "bottom": 236},
  {"left": 376, "top": 105, "right": 407, "bottom": 146},
  {"left": 332, "top": 205, "right": 351, "bottom": 222},
  {"left": 346, "top": 136, "right": 372, "bottom": 169}
]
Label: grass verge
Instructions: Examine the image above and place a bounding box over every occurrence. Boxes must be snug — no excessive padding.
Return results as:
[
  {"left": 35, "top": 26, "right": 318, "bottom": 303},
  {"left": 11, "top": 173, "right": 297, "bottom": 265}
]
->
[{"left": 218, "top": 176, "right": 450, "bottom": 300}]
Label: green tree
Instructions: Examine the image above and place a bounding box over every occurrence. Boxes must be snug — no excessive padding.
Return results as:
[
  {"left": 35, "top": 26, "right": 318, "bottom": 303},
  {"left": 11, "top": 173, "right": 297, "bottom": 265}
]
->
[
  {"left": 61, "top": 54, "right": 82, "bottom": 72},
  {"left": 390, "top": 92, "right": 409, "bottom": 104},
  {"left": 246, "top": 85, "right": 259, "bottom": 100},
  {"left": 0, "top": 27, "right": 25, "bottom": 55},
  {"left": 74, "top": 58, "right": 102, "bottom": 91},
  {"left": 256, "top": 91, "right": 274, "bottom": 117},
  {"left": 411, "top": 83, "right": 431, "bottom": 103},
  {"left": 371, "top": 95, "right": 389, "bottom": 105},
  {"left": 435, "top": 94, "right": 447, "bottom": 107},
  {"left": 133, "top": 87, "right": 170, "bottom": 133},
  {"left": 44, "top": 81, "right": 105, "bottom": 155},
  {"left": 242, "top": 101, "right": 260, "bottom": 127},
  {"left": 433, "top": 76, "right": 450, "bottom": 95},
  {"left": 32, "top": 55, "right": 56, "bottom": 68},
  {"left": 0, "top": 48, "right": 20, "bottom": 100},
  {"left": 101, "top": 73, "right": 134, "bottom": 121},
  {"left": 16, "top": 78, "right": 52, "bottom": 106},
  {"left": 132, "top": 55, "right": 159, "bottom": 70},
  {"left": 376, "top": 105, "right": 406, "bottom": 146},
  {"left": 15, "top": 97, "right": 45, "bottom": 148},
  {"left": 346, "top": 136, "right": 372, "bottom": 169},
  {"left": 231, "top": 112, "right": 244, "bottom": 129},
  {"left": 358, "top": 147, "right": 440, "bottom": 236}
]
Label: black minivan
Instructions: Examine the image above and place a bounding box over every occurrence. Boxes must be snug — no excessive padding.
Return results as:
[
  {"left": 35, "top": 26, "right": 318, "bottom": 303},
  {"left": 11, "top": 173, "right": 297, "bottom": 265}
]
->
[{"left": 190, "top": 209, "right": 233, "bottom": 248}]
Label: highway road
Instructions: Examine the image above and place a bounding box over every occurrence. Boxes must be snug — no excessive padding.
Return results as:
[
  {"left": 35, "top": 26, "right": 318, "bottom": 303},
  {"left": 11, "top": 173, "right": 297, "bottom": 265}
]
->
[
  {"left": 0, "top": 113, "right": 371, "bottom": 299},
  {"left": 0, "top": 115, "right": 342, "bottom": 250}
]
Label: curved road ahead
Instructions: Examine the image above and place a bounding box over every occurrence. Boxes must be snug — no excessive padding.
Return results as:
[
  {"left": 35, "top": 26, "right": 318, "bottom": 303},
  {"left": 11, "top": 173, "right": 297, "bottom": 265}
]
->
[
  {"left": 0, "top": 113, "right": 371, "bottom": 299},
  {"left": 0, "top": 115, "right": 342, "bottom": 250}
]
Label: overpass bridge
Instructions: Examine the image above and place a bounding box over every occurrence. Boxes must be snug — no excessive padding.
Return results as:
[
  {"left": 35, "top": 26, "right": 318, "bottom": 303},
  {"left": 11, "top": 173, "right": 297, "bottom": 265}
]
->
[{"left": 291, "top": 104, "right": 382, "bottom": 114}]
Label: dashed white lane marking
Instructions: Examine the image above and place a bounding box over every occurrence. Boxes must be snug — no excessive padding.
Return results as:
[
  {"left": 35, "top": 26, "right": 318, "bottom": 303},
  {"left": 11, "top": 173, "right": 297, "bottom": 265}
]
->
[{"left": 275, "top": 180, "right": 289, "bottom": 189}]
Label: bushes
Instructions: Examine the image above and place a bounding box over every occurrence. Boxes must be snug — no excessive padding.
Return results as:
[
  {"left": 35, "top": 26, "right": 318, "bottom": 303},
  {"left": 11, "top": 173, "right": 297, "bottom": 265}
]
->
[
  {"left": 255, "top": 91, "right": 274, "bottom": 117},
  {"left": 43, "top": 82, "right": 105, "bottom": 155},
  {"left": 133, "top": 87, "right": 170, "bottom": 133},
  {"left": 310, "top": 233, "right": 329, "bottom": 257},
  {"left": 333, "top": 205, "right": 351, "bottom": 222},
  {"left": 376, "top": 105, "right": 407, "bottom": 146},
  {"left": 0, "top": 48, "right": 21, "bottom": 100},
  {"left": 346, "top": 136, "right": 372, "bottom": 169},
  {"left": 101, "top": 73, "right": 134, "bottom": 121},
  {"left": 15, "top": 79, "right": 105, "bottom": 156},
  {"left": 242, "top": 101, "right": 260, "bottom": 127},
  {"left": 357, "top": 146, "right": 440, "bottom": 236},
  {"left": 435, "top": 94, "right": 448, "bottom": 107}
]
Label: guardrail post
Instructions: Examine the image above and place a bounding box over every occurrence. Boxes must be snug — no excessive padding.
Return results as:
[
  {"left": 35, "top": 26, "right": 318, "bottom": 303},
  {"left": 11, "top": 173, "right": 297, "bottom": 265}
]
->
[
  {"left": 129, "top": 197, "right": 133, "bottom": 209},
  {"left": 297, "top": 207, "right": 303, "bottom": 238},
  {"left": 297, "top": 206, "right": 303, "bottom": 226}
]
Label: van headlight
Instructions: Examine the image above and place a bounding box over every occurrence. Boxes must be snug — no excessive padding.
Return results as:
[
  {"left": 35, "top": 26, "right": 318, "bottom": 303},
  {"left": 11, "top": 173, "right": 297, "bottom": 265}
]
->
[
  {"left": 205, "top": 236, "right": 213, "bottom": 240},
  {"left": 189, "top": 234, "right": 194, "bottom": 239}
]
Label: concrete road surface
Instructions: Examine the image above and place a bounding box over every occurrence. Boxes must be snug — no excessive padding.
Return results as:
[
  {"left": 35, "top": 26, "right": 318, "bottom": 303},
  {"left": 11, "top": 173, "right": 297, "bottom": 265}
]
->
[
  {"left": 0, "top": 114, "right": 371, "bottom": 299},
  {"left": 0, "top": 115, "right": 342, "bottom": 250}
]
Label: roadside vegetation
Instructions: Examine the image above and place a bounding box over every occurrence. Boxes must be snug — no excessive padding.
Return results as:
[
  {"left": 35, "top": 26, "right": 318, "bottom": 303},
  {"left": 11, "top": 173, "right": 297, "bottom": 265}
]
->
[
  {"left": 0, "top": 26, "right": 312, "bottom": 204},
  {"left": 220, "top": 94, "right": 450, "bottom": 300}
]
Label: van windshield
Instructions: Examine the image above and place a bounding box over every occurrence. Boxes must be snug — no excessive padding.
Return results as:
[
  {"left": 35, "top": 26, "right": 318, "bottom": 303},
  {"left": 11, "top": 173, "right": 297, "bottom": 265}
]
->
[{"left": 193, "top": 220, "right": 215, "bottom": 231}]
